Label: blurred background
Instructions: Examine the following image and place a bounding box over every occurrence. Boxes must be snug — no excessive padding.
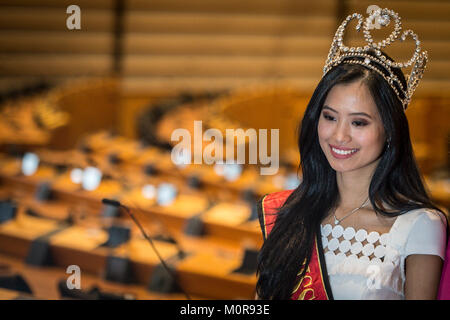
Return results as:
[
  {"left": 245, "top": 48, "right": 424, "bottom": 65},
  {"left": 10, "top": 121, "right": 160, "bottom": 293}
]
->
[{"left": 0, "top": 0, "right": 448, "bottom": 300}]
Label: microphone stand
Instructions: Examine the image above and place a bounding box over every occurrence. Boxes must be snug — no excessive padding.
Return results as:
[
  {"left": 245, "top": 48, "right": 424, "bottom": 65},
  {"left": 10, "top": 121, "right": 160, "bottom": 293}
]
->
[{"left": 102, "top": 198, "right": 191, "bottom": 300}]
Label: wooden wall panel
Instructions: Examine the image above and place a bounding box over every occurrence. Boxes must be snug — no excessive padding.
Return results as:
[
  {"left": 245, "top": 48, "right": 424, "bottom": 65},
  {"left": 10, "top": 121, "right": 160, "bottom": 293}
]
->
[
  {"left": 124, "top": 34, "right": 331, "bottom": 56},
  {"left": 125, "top": 13, "right": 335, "bottom": 36},
  {"left": 0, "top": 1, "right": 448, "bottom": 98},
  {"left": 123, "top": 56, "right": 324, "bottom": 77},
  {"left": 126, "top": 0, "right": 337, "bottom": 16},
  {"left": 0, "top": 7, "right": 113, "bottom": 32},
  {"left": 122, "top": 0, "right": 337, "bottom": 95},
  {"left": 0, "top": 54, "right": 111, "bottom": 76},
  {"left": 0, "top": 31, "right": 113, "bottom": 54},
  {"left": 0, "top": 2, "right": 114, "bottom": 92}
]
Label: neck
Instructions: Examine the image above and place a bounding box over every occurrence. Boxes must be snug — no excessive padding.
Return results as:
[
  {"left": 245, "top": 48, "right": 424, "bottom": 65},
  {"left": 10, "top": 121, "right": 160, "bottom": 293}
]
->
[{"left": 335, "top": 160, "right": 379, "bottom": 209}]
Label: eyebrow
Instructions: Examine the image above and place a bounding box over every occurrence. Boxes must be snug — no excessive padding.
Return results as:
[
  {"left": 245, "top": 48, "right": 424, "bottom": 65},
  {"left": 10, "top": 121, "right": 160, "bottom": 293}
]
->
[{"left": 322, "top": 105, "right": 373, "bottom": 119}]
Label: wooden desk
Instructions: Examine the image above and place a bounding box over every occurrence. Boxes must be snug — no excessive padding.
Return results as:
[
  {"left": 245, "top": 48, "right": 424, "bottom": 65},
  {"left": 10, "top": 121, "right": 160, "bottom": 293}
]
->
[
  {"left": 0, "top": 253, "right": 203, "bottom": 300},
  {"left": 0, "top": 206, "right": 257, "bottom": 299},
  {"left": 0, "top": 168, "right": 263, "bottom": 247}
]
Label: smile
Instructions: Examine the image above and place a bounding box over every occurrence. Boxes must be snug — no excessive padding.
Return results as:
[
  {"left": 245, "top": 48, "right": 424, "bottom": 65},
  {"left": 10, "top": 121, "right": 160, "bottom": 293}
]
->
[{"left": 329, "top": 145, "right": 359, "bottom": 159}]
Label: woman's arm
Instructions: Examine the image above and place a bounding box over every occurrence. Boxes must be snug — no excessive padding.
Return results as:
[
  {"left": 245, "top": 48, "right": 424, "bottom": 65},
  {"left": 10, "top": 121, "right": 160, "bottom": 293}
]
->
[{"left": 404, "top": 254, "right": 443, "bottom": 299}]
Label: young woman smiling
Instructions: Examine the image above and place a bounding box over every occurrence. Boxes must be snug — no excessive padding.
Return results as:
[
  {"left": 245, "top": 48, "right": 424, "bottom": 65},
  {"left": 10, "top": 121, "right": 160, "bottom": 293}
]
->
[{"left": 256, "top": 8, "right": 448, "bottom": 300}]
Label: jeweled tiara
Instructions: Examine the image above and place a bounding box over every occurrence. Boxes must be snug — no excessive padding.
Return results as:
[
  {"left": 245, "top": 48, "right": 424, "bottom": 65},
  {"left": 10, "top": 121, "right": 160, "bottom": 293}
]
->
[{"left": 323, "top": 7, "right": 428, "bottom": 110}]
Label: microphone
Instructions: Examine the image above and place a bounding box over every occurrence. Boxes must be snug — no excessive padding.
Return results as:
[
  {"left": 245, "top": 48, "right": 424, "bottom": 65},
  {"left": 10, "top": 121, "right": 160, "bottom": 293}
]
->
[
  {"left": 101, "top": 198, "right": 191, "bottom": 300},
  {"left": 101, "top": 198, "right": 186, "bottom": 258},
  {"left": 101, "top": 198, "right": 121, "bottom": 208}
]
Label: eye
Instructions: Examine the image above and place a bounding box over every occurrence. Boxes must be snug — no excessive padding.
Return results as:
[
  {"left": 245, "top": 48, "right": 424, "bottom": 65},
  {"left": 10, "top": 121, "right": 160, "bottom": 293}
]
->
[
  {"left": 352, "top": 120, "right": 368, "bottom": 127},
  {"left": 323, "top": 113, "right": 335, "bottom": 121}
]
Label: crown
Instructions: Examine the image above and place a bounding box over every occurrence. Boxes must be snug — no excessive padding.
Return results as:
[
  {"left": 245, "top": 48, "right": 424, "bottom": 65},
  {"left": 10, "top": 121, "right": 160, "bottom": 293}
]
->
[{"left": 323, "top": 7, "right": 428, "bottom": 110}]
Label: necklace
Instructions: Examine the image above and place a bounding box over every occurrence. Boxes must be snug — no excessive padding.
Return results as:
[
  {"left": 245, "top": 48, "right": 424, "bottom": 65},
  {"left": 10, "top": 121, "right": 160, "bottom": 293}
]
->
[{"left": 333, "top": 197, "right": 370, "bottom": 225}]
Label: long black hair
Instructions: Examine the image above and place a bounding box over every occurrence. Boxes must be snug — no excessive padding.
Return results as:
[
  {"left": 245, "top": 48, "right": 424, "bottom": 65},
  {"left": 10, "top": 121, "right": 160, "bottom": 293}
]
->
[{"left": 256, "top": 51, "right": 444, "bottom": 299}]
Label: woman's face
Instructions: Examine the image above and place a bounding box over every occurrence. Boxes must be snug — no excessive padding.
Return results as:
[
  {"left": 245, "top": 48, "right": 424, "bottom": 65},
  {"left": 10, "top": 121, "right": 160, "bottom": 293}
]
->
[{"left": 317, "top": 80, "right": 386, "bottom": 173}]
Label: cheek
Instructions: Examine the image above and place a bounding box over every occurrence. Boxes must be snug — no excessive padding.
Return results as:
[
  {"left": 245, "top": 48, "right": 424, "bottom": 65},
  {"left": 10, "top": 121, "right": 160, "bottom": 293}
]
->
[
  {"left": 317, "top": 120, "right": 334, "bottom": 156},
  {"left": 355, "top": 128, "right": 385, "bottom": 151},
  {"left": 317, "top": 119, "right": 332, "bottom": 141}
]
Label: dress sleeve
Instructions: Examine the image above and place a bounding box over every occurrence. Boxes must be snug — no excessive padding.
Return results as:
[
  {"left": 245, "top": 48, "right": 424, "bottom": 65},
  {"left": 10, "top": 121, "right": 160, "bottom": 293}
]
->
[{"left": 404, "top": 210, "right": 448, "bottom": 260}]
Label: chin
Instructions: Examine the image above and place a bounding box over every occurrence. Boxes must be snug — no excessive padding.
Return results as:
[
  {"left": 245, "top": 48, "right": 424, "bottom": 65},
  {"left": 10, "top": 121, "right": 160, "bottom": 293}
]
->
[
  {"left": 329, "top": 162, "right": 359, "bottom": 173},
  {"left": 328, "top": 156, "right": 381, "bottom": 174}
]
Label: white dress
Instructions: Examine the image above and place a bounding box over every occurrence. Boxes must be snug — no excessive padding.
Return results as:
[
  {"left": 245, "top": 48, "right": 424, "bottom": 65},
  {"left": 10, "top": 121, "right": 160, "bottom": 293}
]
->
[{"left": 320, "top": 208, "right": 447, "bottom": 300}]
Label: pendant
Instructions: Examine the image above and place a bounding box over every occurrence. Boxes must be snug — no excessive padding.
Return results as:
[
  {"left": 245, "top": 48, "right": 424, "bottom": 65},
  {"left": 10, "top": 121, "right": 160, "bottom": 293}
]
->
[{"left": 334, "top": 216, "right": 340, "bottom": 225}]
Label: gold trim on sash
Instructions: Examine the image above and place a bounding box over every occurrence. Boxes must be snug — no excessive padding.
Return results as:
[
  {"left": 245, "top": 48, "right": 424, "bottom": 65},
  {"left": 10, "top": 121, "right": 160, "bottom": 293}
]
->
[
  {"left": 292, "top": 266, "right": 317, "bottom": 300},
  {"left": 315, "top": 235, "right": 330, "bottom": 300},
  {"left": 291, "top": 238, "right": 330, "bottom": 300},
  {"left": 261, "top": 194, "right": 268, "bottom": 240}
]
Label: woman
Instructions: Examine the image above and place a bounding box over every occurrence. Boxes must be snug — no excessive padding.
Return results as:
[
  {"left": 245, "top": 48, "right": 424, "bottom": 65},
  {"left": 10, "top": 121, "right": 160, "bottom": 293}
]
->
[{"left": 256, "top": 8, "right": 448, "bottom": 300}]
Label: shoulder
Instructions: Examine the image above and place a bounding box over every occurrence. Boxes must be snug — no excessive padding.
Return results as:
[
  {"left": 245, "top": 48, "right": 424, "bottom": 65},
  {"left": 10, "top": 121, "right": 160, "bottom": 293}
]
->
[
  {"left": 399, "top": 207, "right": 447, "bottom": 231},
  {"left": 257, "top": 190, "right": 294, "bottom": 240},
  {"left": 396, "top": 208, "right": 448, "bottom": 259}
]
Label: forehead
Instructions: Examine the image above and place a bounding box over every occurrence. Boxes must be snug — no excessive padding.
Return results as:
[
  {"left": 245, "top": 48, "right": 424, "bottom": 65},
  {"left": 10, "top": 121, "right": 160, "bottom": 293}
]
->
[{"left": 323, "top": 81, "right": 379, "bottom": 118}]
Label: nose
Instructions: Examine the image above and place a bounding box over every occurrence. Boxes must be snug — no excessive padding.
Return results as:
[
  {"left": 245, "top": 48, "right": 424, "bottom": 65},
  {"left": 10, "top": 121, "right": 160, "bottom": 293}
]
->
[{"left": 333, "top": 120, "right": 351, "bottom": 145}]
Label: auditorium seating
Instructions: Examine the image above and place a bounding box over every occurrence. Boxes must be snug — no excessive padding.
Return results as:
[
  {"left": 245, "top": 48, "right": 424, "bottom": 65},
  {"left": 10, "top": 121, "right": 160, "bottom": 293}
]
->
[
  {"left": 0, "top": 0, "right": 448, "bottom": 300},
  {"left": 0, "top": 128, "right": 293, "bottom": 299}
]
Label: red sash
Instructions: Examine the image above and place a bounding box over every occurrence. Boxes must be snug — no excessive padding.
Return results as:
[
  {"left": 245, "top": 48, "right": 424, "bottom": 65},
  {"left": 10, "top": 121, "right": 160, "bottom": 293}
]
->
[{"left": 260, "top": 190, "right": 332, "bottom": 300}]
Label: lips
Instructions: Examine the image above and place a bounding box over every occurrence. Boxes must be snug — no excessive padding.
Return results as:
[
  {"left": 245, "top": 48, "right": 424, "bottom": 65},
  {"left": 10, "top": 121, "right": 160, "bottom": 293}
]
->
[{"left": 329, "top": 144, "right": 359, "bottom": 159}]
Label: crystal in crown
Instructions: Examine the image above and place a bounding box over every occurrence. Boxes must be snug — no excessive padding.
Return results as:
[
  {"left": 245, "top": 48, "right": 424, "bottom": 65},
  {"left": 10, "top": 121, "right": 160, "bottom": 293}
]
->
[{"left": 323, "top": 7, "right": 428, "bottom": 110}]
